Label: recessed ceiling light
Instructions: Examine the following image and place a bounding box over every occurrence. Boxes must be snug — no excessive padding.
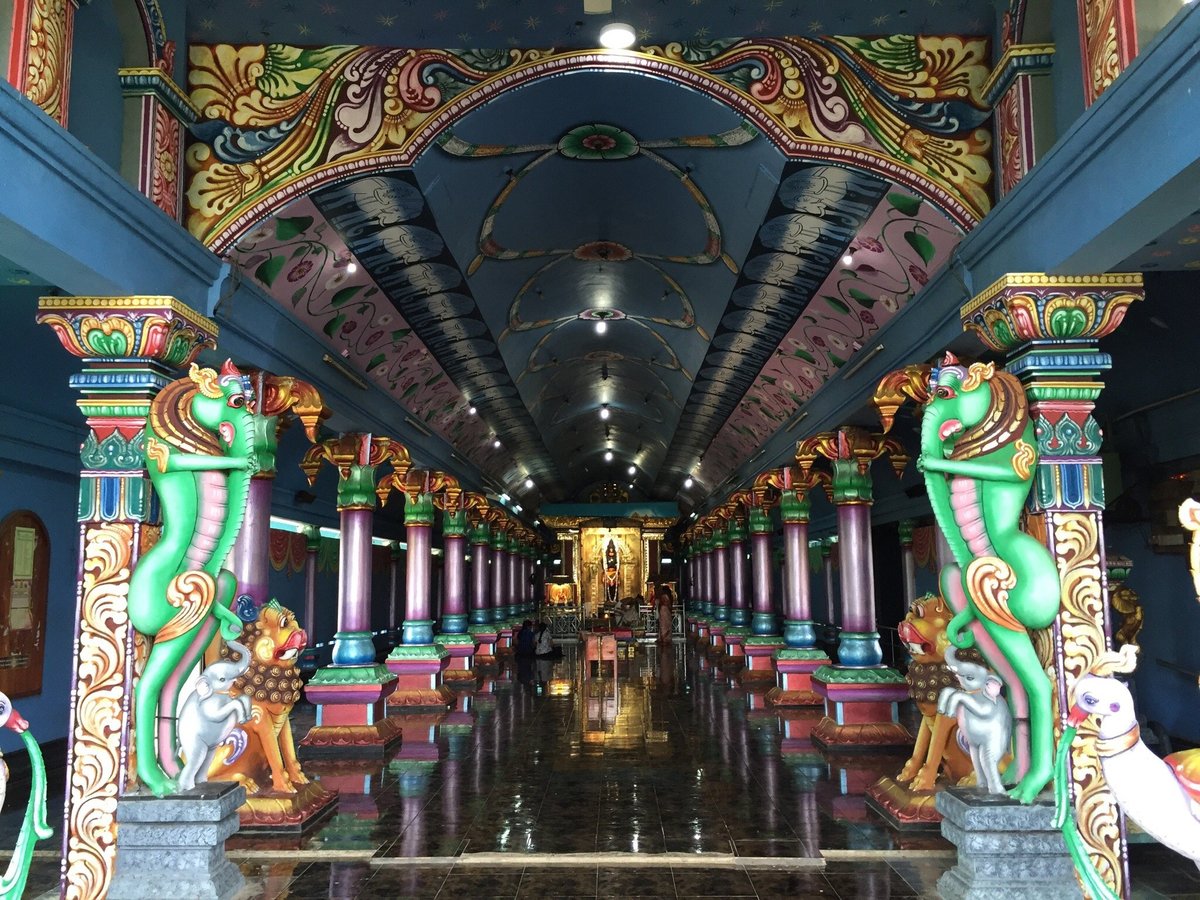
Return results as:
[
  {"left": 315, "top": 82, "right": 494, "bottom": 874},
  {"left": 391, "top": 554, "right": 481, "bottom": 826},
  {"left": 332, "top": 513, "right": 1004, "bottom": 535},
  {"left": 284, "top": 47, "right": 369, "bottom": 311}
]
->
[
  {"left": 627, "top": 465, "right": 636, "bottom": 475},
  {"left": 493, "top": 439, "right": 502, "bottom": 448},
  {"left": 841, "top": 253, "right": 854, "bottom": 266},
  {"left": 599, "top": 405, "right": 610, "bottom": 420},
  {"left": 468, "top": 405, "right": 477, "bottom": 415},
  {"left": 684, "top": 476, "right": 694, "bottom": 488},
  {"left": 604, "top": 450, "right": 614, "bottom": 462},
  {"left": 627, "top": 483, "right": 634, "bottom": 489},
  {"left": 347, "top": 262, "right": 358, "bottom": 274},
  {"left": 599, "top": 21, "right": 637, "bottom": 49},
  {"left": 595, "top": 320, "right": 608, "bottom": 335},
  {"left": 524, "top": 478, "right": 534, "bottom": 489}
]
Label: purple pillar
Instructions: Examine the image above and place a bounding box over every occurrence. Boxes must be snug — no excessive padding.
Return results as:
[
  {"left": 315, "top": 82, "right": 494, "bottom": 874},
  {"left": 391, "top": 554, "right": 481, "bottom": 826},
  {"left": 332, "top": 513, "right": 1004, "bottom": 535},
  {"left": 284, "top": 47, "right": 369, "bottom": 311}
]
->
[
  {"left": 822, "top": 541, "right": 837, "bottom": 626},
  {"left": 402, "top": 492, "right": 434, "bottom": 645},
  {"left": 728, "top": 527, "right": 749, "bottom": 627},
  {"left": 491, "top": 533, "right": 507, "bottom": 623},
  {"left": 228, "top": 476, "right": 272, "bottom": 607},
  {"left": 442, "top": 531, "right": 467, "bottom": 634},
  {"left": 470, "top": 528, "right": 491, "bottom": 625},
  {"left": 389, "top": 544, "right": 402, "bottom": 632},
  {"left": 834, "top": 503, "right": 881, "bottom": 667},
  {"left": 781, "top": 517, "right": 815, "bottom": 647},
  {"left": 750, "top": 519, "right": 775, "bottom": 635},
  {"left": 701, "top": 549, "right": 713, "bottom": 616},
  {"left": 508, "top": 544, "right": 522, "bottom": 619},
  {"left": 712, "top": 534, "right": 729, "bottom": 623},
  {"left": 303, "top": 538, "right": 318, "bottom": 638},
  {"left": 332, "top": 506, "right": 375, "bottom": 665}
]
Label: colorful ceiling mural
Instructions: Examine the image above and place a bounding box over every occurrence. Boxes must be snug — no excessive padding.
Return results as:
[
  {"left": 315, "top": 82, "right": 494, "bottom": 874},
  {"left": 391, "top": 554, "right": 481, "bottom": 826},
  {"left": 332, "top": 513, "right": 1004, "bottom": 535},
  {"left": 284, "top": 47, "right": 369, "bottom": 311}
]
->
[
  {"left": 224, "top": 199, "right": 512, "bottom": 477},
  {"left": 184, "top": 0, "right": 998, "bottom": 50},
  {"left": 187, "top": 35, "right": 992, "bottom": 505}
]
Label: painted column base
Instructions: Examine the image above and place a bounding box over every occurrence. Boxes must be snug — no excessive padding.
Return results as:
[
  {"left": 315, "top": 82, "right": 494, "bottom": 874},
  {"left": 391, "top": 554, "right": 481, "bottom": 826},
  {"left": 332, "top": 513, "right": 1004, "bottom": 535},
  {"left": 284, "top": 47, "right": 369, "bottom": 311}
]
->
[
  {"left": 386, "top": 644, "right": 454, "bottom": 710},
  {"left": 237, "top": 781, "right": 340, "bottom": 832},
  {"left": 810, "top": 665, "right": 912, "bottom": 750},
  {"left": 834, "top": 630, "right": 884, "bottom": 668},
  {"left": 693, "top": 618, "right": 711, "bottom": 644},
  {"left": 436, "top": 634, "right": 477, "bottom": 685},
  {"left": 469, "top": 624, "right": 500, "bottom": 672},
  {"left": 721, "top": 625, "right": 749, "bottom": 665},
  {"left": 740, "top": 636, "right": 784, "bottom": 685},
  {"left": 935, "top": 788, "right": 1079, "bottom": 899},
  {"left": 730, "top": 607, "right": 750, "bottom": 627},
  {"left": 707, "top": 623, "right": 726, "bottom": 656},
  {"left": 300, "top": 665, "right": 403, "bottom": 757},
  {"left": 108, "top": 783, "right": 246, "bottom": 900},
  {"left": 783, "top": 619, "right": 818, "bottom": 649},
  {"left": 777, "top": 709, "right": 825, "bottom": 755},
  {"left": 495, "top": 626, "right": 516, "bottom": 657},
  {"left": 864, "top": 777, "right": 944, "bottom": 830},
  {"left": 765, "top": 648, "right": 829, "bottom": 707}
]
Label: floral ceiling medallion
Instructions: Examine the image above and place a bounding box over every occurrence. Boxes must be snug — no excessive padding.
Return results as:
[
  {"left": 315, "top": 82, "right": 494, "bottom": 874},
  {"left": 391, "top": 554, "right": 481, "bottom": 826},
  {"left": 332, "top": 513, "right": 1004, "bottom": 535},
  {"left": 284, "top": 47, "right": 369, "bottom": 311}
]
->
[{"left": 558, "top": 124, "right": 640, "bottom": 161}]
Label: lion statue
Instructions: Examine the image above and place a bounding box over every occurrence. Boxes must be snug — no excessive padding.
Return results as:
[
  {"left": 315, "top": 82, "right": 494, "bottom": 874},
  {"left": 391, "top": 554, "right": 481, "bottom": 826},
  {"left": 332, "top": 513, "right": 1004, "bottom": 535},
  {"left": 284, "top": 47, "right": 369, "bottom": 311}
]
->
[
  {"left": 207, "top": 601, "right": 309, "bottom": 794},
  {"left": 895, "top": 593, "right": 977, "bottom": 791}
]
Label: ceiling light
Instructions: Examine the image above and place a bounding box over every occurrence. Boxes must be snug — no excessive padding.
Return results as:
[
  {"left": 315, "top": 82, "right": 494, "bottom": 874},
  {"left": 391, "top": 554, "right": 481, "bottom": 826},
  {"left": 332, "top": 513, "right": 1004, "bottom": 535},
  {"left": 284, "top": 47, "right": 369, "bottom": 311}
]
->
[
  {"left": 599, "top": 21, "right": 637, "bottom": 49},
  {"left": 493, "top": 439, "right": 502, "bottom": 448},
  {"left": 627, "top": 483, "right": 634, "bottom": 489},
  {"left": 595, "top": 320, "right": 608, "bottom": 335},
  {"left": 627, "top": 465, "right": 636, "bottom": 476},
  {"left": 841, "top": 253, "right": 854, "bottom": 266},
  {"left": 468, "top": 405, "right": 477, "bottom": 415},
  {"left": 604, "top": 450, "right": 614, "bottom": 462},
  {"left": 524, "top": 478, "right": 534, "bottom": 489},
  {"left": 684, "top": 476, "right": 694, "bottom": 488},
  {"left": 599, "top": 405, "right": 610, "bottom": 420},
  {"left": 347, "top": 262, "right": 358, "bottom": 274}
]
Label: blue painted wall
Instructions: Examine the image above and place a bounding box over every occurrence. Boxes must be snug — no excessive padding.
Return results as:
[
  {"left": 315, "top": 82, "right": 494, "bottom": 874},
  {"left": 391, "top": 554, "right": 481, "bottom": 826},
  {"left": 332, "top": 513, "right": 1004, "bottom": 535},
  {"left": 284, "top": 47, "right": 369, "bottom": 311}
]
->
[{"left": 67, "top": 1, "right": 124, "bottom": 172}]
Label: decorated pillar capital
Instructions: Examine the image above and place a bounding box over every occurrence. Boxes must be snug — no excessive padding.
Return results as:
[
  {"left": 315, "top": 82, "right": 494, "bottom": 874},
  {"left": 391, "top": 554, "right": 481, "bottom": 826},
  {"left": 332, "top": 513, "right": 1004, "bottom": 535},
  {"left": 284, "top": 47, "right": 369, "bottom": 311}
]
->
[
  {"left": 242, "top": 370, "right": 328, "bottom": 477},
  {"left": 898, "top": 519, "right": 915, "bottom": 546},
  {"left": 727, "top": 517, "right": 748, "bottom": 544},
  {"left": 442, "top": 507, "right": 468, "bottom": 538},
  {"left": 796, "top": 426, "right": 908, "bottom": 505},
  {"left": 403, "top": 491, "right": 436, "bottom": 528},
  {"left": 300, "top": 433, "right": 411, "bottom": 511},
  {"left": 37, "top": 296, "right": 217, "bottom": 367},
  {"left": 748, "top": 507, "right": 772, "bottom": 535}
]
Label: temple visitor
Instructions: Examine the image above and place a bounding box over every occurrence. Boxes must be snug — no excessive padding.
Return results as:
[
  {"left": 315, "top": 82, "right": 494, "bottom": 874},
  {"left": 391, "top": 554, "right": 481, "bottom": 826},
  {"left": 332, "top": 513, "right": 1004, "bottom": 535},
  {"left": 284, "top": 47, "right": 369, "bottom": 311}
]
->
[{"left": 516, "top": 619, "right": 536, "bottom": 657}]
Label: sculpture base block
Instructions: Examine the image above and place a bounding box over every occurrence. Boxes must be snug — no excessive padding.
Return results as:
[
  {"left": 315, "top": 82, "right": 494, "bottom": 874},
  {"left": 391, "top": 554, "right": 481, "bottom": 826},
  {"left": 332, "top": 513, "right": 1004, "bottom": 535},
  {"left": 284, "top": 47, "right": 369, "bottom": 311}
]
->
[
  {"left": 238, "top": 781, "right": 339, "bottom": 832},
  {"left": 386, "top": 644, "right": 453, "bottom": 710},
  {"left": 935, "top": 788, "right": 1078, "bottom": 899},
  {"left": 108, "top": 782, "right": 246, "bottom": 900},
  {"left": 740, "top": 637, "right": 784, "bottom": 685},
  {"left": 301, "top": 665, "right": 402, "bottom": 757},
  {"left": 766, "top": 648, "right": 829, "bottom": 706},
  {"left": 865, "top": 776, "right": 943, "bottom": 829}
]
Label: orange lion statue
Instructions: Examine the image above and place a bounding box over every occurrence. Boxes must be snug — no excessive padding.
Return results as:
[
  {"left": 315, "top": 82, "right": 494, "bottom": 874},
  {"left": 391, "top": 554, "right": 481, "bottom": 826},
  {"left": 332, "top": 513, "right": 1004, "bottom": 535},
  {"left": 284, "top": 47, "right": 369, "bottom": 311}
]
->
[{"left": 207, "top": 601, "right": 309, "bottom": 794}]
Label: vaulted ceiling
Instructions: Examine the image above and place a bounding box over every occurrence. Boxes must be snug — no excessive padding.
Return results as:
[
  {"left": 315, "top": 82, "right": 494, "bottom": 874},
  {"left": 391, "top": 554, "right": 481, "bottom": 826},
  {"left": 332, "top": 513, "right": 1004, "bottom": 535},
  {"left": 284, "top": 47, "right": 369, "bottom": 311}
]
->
[{"left": 185, "top": 10, "right": 996, "bottom": 511}]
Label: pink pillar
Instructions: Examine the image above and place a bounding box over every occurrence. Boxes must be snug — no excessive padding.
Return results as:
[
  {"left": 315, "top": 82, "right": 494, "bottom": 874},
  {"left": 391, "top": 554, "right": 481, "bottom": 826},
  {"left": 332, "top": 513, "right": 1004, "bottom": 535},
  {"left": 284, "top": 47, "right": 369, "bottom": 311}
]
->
[{"left": 229, "top": 476, "right": 272, "bottom": 609}]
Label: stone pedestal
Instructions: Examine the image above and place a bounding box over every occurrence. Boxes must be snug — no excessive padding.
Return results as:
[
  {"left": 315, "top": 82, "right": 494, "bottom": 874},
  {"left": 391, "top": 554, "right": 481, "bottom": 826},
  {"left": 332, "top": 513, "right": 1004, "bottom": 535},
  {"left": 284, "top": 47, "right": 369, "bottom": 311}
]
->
[
  {"left": 766, "top": 648, "right": 829, "bottom": 707},
  {"left": 108, "top": 782, "right": 246, "bottom": 900},
  {"left": 810, "top": 665, "right": 912, "bottom": 749},
  {"left": 437, "top": 633, "right": 477, "bottom": 685},
  {"left": 721, "top": 625, "right": 749, "bottom": 667},
  {"left": 386, "top": 643, "right": 454, "bottom": 710},
  {"left": 740, "top": 636, "right": 783, "bottom": 685},
  {"left": 300, "top": 664, "right": 404, "bottom": 756},
  {"left": 936, "top": 788, "right": 1078, "bottom": 899},
  {"left": 470, "top": 623, "right": 500, "bottom": 671}
]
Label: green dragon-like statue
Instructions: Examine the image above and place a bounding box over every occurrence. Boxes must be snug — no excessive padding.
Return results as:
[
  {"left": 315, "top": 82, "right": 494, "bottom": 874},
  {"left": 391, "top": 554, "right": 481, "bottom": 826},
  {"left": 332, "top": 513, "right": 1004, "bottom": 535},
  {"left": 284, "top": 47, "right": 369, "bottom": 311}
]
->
[
  {"left": 129, "top": 360, "right": 258, "bottom": 796},
  {"left": 879, "top": 352, "right": 1061, "bottom": 803}
]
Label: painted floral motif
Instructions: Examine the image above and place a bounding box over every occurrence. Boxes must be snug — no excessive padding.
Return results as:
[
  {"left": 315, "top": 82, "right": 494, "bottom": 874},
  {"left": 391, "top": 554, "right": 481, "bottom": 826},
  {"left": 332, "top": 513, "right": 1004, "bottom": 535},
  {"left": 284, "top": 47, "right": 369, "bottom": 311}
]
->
[
  {"left": 558, "top": 124, "right": 640, "bottom": 161},
  {"left": 698, "top": 184, "right": 961, "bottom": 486},
  {"left": 185, "top": 37, "right": 992, "bottom": 251},
  {"left": 225, "top": 199, "right": 509, "bottom": 476}
]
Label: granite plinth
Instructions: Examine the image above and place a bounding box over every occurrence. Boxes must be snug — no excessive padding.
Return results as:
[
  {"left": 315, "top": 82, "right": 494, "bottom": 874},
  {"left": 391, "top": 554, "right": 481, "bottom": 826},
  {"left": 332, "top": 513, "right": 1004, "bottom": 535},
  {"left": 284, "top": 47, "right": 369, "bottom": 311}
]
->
[
  {"left": 108, "top": 782, "right": 246, "bottom": 900},
  {"left": 936, "top": 787, "right": 1079, "bottom": 899}
]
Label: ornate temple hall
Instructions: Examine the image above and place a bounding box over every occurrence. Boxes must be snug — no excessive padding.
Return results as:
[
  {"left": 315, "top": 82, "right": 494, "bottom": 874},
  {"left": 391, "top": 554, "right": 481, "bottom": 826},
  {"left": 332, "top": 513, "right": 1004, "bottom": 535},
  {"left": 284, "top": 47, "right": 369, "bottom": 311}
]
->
[{"left": 3, "top": 0, "right": 1200, "bottom": 898}]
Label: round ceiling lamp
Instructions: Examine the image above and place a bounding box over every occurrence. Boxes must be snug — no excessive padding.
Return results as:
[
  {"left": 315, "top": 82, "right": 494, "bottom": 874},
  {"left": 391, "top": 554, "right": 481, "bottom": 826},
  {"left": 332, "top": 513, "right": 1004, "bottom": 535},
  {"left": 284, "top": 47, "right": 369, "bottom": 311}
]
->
[
  {"left": 604, "top": 450, "right": 614, "bottom": 462},
  {"left": 599, "top": 22, "right": 637, "bottom": 49},
  {"left": 683, "top": 476, "right": 694, "bottom": 488}
]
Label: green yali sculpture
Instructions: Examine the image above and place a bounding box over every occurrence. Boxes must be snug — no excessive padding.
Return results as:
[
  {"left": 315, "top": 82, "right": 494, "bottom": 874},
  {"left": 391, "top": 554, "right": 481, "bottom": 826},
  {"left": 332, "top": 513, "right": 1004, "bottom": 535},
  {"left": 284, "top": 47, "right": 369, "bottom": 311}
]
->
[
  {"left": 877, "top": 352, "right": 1062, "bottom": 803},
  {"left": 128, "top": 361, "right": 258, "bottom": 796},
  {"left": 0, "top": 691, "right": 52, "bottom": 899}
]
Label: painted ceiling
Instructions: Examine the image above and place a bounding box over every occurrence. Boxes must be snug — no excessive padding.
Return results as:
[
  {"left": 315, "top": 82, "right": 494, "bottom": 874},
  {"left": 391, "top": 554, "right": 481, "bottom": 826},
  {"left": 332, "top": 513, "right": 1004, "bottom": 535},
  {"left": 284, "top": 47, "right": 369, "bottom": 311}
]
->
[
  {"left": 187, "top": 36, "right": 991, "bottom": 507},
  {"left": 1119, "top": 207, "right": 1200, "bottom": 272},
  {"left": 185, "top": 0, "right": 1000, "bottom": 48}
]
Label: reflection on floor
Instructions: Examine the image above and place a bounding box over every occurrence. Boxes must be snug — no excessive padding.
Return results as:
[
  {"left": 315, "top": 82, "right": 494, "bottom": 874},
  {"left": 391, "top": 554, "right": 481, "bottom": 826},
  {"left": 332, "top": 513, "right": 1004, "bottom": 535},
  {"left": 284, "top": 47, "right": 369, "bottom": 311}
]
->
[{"left": 6, "top": 643, "right": 1200, "bottom": 897}]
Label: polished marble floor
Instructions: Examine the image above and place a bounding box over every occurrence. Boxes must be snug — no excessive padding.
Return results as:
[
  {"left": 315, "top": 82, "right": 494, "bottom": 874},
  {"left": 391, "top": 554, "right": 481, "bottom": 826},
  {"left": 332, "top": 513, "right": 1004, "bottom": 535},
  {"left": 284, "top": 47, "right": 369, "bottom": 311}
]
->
[{"left": 7, "top": 642, "right": 1200, "bottom": 897}]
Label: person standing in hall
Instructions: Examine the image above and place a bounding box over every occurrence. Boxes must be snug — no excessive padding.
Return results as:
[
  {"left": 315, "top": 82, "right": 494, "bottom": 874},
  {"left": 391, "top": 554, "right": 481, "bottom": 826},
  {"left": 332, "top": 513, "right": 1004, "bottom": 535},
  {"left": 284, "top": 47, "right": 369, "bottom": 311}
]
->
[{"left": 657, "top": 586, "right": 674, "bottom": 644}]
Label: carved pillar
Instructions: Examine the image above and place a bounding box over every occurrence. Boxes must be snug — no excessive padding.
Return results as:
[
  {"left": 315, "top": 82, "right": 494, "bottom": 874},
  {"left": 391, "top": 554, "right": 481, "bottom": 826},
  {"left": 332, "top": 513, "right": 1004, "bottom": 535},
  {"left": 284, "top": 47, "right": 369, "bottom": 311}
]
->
[
  {"left": 385, "top": 480, "right": 452, "bottom": 709},
  {"left": 898, "top": 519, "right": 917, "bottom": 612},
  {"left": 436, "top": 505, "right": 476, "bottom": 686},
  {"left": 119, "top": 54, "right": 197, "bottom": 222},
  {"left": 768, "top": 477, "right": 830, "bottom": 709},
  {"left": 743, "top": 502, "right": 785, "bottom": 686},
  {"left": 1077, "top": 0, "right": 1137, "bottom": 107},
  {"left": 7, "top": 0, "right": 78, "bottom": 125},
  {"left": 37, "top": 296, "right": 217, "bottom": 900},
  {"left": 983, "top": 45, "right": 1056, "bottom": 198},
  {"left": 298, "top": 434, "right": 406, "bottom": 755},
  {"left": 961, "top": 272, "right": 1144, "bottom": 899},
  {"left": 795, "top": 428, "right": 911, "bottom": 749}
]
